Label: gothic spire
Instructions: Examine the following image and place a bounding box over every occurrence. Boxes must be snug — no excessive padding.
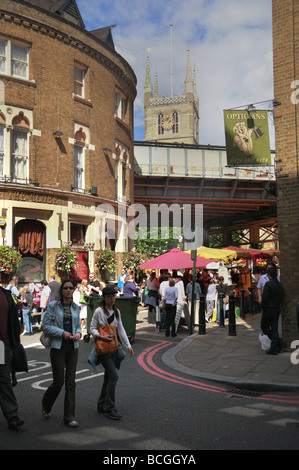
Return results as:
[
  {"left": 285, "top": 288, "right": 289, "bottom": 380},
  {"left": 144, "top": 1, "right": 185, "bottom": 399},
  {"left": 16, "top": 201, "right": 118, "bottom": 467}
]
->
[
  {"left": 184, "top": 43, "right": 194, "bottom": 95},
  {"left": 154, "top": 70, "right": 159, "bottom": 97},
  {"left": 144, "top": 50, "right": 152, "bottom": 96}
]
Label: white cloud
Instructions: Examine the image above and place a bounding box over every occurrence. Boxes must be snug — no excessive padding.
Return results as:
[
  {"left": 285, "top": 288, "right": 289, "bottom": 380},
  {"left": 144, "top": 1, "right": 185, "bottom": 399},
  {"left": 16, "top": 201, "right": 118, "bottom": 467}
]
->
[{"left": 76, "top": 0, "right": 273, "bottom": 147}]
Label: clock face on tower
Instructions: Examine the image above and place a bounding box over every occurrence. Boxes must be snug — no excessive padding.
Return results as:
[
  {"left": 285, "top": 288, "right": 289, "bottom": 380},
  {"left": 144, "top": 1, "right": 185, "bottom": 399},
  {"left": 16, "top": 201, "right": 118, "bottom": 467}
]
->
[{"left": 161, "top": 114, "right": 174, "bottom": 130}]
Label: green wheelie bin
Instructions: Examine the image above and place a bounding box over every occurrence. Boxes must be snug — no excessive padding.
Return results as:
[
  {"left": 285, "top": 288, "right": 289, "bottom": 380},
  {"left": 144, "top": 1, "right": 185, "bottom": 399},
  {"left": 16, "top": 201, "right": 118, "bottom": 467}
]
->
[
  {"left": 115, "top": 296, "right": 140, "bottom": 344},
  {"left": 83, "top": 295, "right": 140, "bottom": 344}
]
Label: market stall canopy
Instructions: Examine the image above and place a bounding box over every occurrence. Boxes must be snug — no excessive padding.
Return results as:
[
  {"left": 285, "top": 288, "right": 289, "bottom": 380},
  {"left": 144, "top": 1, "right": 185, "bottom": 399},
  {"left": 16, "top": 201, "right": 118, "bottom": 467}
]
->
[
  {"left": 138, "top": 248, "right": 214, "bottom": 270},
  {"left": 185, "top": 246, "right": 237, "bottom": 262},
  {"left": 260, "top": 248, "right": 280, "bottom": 257},
  {"left": 223, "top": 246, "right": 272, "bottom": 260}
]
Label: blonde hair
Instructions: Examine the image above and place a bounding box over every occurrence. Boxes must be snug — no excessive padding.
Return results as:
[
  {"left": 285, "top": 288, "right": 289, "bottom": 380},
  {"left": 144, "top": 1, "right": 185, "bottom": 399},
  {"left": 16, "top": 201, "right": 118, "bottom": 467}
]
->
[
  {"left": 169, "top": 278, "right": 175, "bottom": 287},
  {"left": 80, "top": 279, "right": 88, "bottom": 292}
]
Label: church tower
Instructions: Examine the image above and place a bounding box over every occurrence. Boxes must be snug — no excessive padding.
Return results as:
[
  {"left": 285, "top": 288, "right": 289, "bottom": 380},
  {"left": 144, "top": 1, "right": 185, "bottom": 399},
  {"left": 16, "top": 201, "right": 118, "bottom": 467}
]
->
[{"left": 144, "top": 46, "right": 199, "bottom": 145}]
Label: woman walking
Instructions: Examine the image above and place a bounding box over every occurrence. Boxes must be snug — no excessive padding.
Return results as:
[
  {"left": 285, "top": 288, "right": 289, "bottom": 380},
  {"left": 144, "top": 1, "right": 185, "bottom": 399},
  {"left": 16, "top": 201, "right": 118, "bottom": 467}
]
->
[
  {"left": 89, "top": 286, "right": 134, "bottom": 420},
  {"left": 41, "top": 279, "right": 81, "bottom": 427}
]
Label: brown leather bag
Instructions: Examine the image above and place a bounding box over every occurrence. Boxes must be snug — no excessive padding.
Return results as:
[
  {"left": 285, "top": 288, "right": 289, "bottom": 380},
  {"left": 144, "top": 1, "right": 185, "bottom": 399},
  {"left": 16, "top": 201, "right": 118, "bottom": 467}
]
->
[{"left": 94, "top": 324, "right": 118, "bottom": 355}]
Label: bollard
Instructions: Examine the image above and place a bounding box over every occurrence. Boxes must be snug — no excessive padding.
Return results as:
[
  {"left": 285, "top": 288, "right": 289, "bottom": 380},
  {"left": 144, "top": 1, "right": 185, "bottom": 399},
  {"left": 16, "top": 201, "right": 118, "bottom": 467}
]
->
[
  {"left": 240, "top": 289, "right": 245, "bottom": 319},
  {"left": 228, "top": 291, "right": 237, "bottom": 336},
  {"left": 219, "top": 293, "right": 225, "bottom": 328},
  {"left": 198, "top": 294, "right": 206, "bottom": 335},
  {"left": 248, "top": 287, "right": 254, "bottom": 316}
]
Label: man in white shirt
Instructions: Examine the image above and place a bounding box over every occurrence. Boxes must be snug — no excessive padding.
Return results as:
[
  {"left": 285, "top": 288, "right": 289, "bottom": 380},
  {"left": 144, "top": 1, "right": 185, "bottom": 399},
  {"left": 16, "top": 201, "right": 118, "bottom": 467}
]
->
[
  {"left": 172, "top": 271, "right": 186, "bottom": 333},
  {"left": 5, "top": 276, "right": 19, "bottom": 298},
  {"left": 40, "top": 280, "right": 51, "bottom": 311},
  {"left": 257, "top": 262, "right": 279, "bottom": 304}
]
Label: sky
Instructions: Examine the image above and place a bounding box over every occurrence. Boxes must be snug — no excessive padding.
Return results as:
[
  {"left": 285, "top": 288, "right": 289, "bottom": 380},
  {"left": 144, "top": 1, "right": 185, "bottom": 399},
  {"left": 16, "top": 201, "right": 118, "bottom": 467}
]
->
[{"left": 76, "top": 0, "right": 274, "bottom": 148}]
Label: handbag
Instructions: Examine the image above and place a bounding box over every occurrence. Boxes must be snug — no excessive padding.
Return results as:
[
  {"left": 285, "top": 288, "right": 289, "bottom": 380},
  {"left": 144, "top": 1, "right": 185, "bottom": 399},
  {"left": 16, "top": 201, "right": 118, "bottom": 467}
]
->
[
  {"left": 94, "top": 312, "right": 119, "bottom": 355},
  {"left": 12, "top": 342, "right": 28, "bottom": 373},
  {"left": 40, "top": 302, "right": 58, "bottom": 348},
  {"left": 159, "top": 299, "right": 165, "bottom": 310},
  {"left": 40, "top": 332, "right": 52, "bottom": 348}
]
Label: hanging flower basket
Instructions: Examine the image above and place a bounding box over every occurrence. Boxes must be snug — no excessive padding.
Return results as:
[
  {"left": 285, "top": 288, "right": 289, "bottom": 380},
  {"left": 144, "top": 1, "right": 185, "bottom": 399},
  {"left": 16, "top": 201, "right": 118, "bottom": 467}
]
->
[
  {"left": 95, "top": 249, "right": 117, "bottom": 274},
  {"left": 122, "top": 251, "right": 149, "bottom": 272},
  {"left": 54, "top": 246, "right": 78, "bottom": 275},
  {"left": 0, "top": 245, "right": 22, "bottom": 276}
]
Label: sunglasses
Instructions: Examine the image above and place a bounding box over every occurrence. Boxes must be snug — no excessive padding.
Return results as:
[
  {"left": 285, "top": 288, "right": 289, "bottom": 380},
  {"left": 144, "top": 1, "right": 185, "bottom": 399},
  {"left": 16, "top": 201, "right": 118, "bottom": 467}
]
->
[{"left": 62, "top": 286, "right": 74, "bottom": 290}]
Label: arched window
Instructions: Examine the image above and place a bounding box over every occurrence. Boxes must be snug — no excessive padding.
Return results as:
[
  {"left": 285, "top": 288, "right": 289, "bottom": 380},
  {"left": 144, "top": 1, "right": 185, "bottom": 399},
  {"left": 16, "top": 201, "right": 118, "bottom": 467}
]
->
[
  {"left": 14, "top": 219, "right": 45, "bottom": 282},
  {"left": 74, "top": 128, "right": 86, "bottom": 190},
  {"left": 11, "top": 112, "right": 30, "bottom": 181},
  {"left": 158, "top": 113, "right": 164, "bottom": 135},
  {"left": 172, "top": 111, "right": 178, "bottom": 133},
  {"left": 0, "top": 113, "right": 5, "bottom": 177}
]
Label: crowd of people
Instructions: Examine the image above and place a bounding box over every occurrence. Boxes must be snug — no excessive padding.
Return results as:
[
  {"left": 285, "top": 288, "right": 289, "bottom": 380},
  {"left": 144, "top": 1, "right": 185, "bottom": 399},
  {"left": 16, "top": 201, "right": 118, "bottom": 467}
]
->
[
  {"left": 0, "top": 273, "right": 134, "bottom": 431},
  {"left": 0, "top": 260, "right": 284, "bottom": 431}
]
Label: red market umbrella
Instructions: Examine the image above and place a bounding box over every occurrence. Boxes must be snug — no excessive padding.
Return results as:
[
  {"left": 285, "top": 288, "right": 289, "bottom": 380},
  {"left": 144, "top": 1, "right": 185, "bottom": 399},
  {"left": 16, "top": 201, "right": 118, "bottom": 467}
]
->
[{"left": 138, "top": 248, "right": 214, "bottom": 270}]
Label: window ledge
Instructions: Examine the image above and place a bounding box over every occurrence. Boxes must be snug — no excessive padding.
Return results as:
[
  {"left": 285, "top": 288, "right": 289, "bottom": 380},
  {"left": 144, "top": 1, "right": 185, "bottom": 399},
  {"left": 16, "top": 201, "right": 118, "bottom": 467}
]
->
[
  {"left": 72, "top": 94, "right": 92, "bottom": 107},
  {"left": 0, "top": 74, "right": 36, "bottom": 87},
  {"left": 115, "top": 116, "right": 130, "bottom": 131}
]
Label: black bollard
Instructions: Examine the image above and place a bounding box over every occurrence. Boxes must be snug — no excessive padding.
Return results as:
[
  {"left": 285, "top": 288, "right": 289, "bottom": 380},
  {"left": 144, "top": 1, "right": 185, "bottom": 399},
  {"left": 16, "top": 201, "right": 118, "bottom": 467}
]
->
[
  {"left": 248, "top": 287, "right": 254, "bottom": 316},
  {"left": 219, "top": 293, "right": 225, "bottom": 328},
  {"left": 240, "top": 289, "right": 245, "bottom": 319},
  {"left": 198, "top": 294, "right": 206, "bottom": 335},
  {"left": 228, "top": 291, "right": 237, "bottom": 336}
]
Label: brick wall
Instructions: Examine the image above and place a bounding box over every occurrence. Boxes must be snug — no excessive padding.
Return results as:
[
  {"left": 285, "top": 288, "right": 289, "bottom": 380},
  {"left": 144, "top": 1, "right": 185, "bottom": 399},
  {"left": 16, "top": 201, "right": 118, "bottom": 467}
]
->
[
  {"left": 0, "top": 0, "right": 136, "bottom": 203},
  {"left": 273, "top": 0, "right": 299, "bottom": 345}
]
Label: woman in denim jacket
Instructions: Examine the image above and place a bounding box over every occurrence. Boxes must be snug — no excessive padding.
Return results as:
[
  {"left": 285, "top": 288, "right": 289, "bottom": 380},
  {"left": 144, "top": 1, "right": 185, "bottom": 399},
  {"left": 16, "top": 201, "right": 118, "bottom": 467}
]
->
[{"left": 41, "top": 279, "right": 81, "bottom": 427}]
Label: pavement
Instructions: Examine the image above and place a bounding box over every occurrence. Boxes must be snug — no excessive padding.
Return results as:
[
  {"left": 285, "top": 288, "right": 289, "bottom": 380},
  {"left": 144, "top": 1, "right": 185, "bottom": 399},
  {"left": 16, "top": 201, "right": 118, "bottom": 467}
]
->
[
  {"left": 21, "top": 308, "right": 299, "bottom": 393},
  {"left": 161, "top": 313, "right": 299, "bottom": 393}
]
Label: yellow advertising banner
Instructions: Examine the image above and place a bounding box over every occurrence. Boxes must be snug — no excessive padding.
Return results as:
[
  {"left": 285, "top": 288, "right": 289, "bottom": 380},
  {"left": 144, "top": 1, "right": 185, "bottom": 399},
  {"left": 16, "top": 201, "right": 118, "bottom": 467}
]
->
[{"left": 224, "top": 110, "right": 271, "bottom": 166}]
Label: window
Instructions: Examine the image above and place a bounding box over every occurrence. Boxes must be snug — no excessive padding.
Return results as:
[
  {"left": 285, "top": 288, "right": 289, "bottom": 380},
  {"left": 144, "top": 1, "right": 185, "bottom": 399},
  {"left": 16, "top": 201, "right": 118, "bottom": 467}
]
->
[
  {"left": 114, "top": 143, "right": 129, "bottom": 203},
  {"left": 115, "top": 89, "right": 127, "bottom": 121},
  {"left": 74, "top": 65, "right": 86, "bottom": 98},
  {"left": 11, "top": 44, "right": 28, "bottom": 78},
  {"left": 158, "top": 113, "right": 164, "bottom": 135},
  {"left": 0, "top": 39, "right": 29, "bottom": 79},
  {"left": 70, "top": 223, "right": 86, "bottom": 244},
  {"left": 11, "top": 129, "right": 28, "bottom": 180},
  {"left": 0, "top": 125, "right": 4, "bottom": 176},
  {"left": 172, "top": 111, "right": 179, "bottom": 133},
  {"left": 74, "top": 144, "right": 84, "bottom": 190},
  {"left": 0, "top": 41, "right": 6, "bottom": 74}
]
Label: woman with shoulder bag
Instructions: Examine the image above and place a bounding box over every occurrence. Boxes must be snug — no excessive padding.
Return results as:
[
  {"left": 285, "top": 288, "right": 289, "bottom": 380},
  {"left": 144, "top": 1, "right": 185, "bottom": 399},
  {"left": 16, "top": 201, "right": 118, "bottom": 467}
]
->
[
  {"left": 89, "top": 287, "right": 134, "bottom": 420},
  {"left": 41, "top": 279, "right": 81, "bottom": 427}
]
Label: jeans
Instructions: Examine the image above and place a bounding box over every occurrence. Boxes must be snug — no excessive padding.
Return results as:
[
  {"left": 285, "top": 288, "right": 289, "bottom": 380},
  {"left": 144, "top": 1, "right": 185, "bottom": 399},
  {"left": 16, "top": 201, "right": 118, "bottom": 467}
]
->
[
  {"left": 22, "top": 308, "right": 32, "bottom": 333},
  {"left": 261, "top": 309, "right": 282, "bottom": 353},
  {"left": 165, "top": 303, "right": 176, "bottom": 336},
  {"left": 97, "top": 354, "right": 119, "bottom": 414},
  {"left": 42, "top": 340, "right": 78, "bottom": 423},
  {"left": 216, "top": 298, "right": 225, "bottom": 323}
]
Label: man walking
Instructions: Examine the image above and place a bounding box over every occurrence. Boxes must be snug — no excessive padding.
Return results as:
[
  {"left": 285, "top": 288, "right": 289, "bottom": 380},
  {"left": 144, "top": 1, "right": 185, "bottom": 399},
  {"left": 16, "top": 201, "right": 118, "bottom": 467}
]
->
[
  {"left": 48, "top": 275, "right": 61, "bottom": 302},
  {"left": 261, "top": 267, "right": 285, "bottom": 355}
]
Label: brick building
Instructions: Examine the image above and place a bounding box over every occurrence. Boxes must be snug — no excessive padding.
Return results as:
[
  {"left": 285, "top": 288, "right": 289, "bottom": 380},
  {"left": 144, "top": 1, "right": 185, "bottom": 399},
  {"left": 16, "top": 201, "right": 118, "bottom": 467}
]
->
[
  {"left": 272, "top": 0, "right": 299, "bottom": 345},
  {"left": 0, "top": 0, "right": 136, "bottom": 282}
]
